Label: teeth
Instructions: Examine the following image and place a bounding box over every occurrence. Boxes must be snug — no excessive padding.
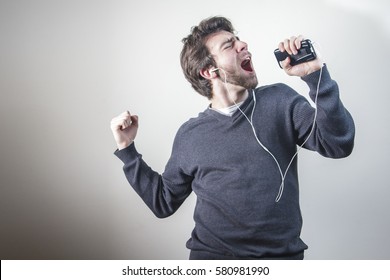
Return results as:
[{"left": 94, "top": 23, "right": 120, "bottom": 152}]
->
[{"left": 243, "top": 57, "right": 251, "bottom": 65}]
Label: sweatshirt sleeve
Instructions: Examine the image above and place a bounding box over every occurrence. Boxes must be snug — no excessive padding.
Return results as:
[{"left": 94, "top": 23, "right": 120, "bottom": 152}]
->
[
  {"left": 114, "top": 136, "right": 193, "bottom": 218},
  {"left": 292, "top": 64, "right": 355, "bottom": 158}
]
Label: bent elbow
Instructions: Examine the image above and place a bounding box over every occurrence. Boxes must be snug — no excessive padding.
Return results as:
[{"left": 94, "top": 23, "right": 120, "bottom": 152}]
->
[
  {"left": 149, "top": 199, "right": 178, "bottom": 219},
  {"left": 335, "top": 128, "right": 355, "bottom": 158},
  {"left": 340, "top": 141, "right": 354, "bottom": 158},
  {"left": 331, "top": 143, "right": 354, "bottom": 159},
  {"left": 152, "top": 209, "right": 175, "bottom": 219},
  {"left": 320, "top": 133, "right": 355, "bottom": 159}
]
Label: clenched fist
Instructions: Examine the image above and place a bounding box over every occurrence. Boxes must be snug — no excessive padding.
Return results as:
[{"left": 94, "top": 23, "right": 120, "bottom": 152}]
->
[{"left": 110, "top": 111, "right": 139, "bottom": 150}]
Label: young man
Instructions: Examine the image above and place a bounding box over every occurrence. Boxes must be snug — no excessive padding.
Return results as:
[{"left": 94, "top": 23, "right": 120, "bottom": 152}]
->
[{"left": 110, "top": 16, "right": 355, "bottom": 260}]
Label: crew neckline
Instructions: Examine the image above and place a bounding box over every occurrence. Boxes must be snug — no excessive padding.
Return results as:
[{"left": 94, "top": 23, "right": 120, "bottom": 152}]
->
[
  {"left": 206, "top": 89, "right": 255, "bottom": 121},
  {"left": 210, "top": 100, "right": 245, "bottom": 117}
]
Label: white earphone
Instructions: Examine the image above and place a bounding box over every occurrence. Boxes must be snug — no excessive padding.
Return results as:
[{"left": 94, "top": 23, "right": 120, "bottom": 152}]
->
[{"left": 217, "top": 66, "right": 323, "bottom": 202}]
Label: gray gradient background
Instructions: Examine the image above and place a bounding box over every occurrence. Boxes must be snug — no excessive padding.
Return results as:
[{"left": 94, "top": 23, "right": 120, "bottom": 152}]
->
[{"left": 1, "top": 0, "right": 389, "bottom": 259}]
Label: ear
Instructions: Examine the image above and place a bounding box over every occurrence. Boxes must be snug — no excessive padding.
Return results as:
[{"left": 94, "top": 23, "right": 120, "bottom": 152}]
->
[{"left": 200, "top": 67, "right": 217, "bottom": 80}]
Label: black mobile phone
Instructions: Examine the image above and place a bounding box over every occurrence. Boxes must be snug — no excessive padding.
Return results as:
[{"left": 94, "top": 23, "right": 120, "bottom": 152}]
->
[{"left": 274, "top": 39, "right": 316, "bottom": 68}]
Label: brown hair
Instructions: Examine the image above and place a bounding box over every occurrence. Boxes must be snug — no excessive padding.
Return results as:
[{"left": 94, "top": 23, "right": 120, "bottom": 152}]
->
[{"left": 180, "top": 16, "right": 235, "bottom": 99}]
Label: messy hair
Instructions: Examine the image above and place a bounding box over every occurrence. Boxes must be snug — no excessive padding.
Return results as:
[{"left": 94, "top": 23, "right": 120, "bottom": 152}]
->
[{"left": 180, "top": 16, "right": 235, "bottom": 99}]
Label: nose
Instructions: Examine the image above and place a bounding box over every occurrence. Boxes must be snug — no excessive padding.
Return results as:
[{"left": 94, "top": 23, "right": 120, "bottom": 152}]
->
[{"left": 236, "top": 40, "right": 248, "bottom": 53}]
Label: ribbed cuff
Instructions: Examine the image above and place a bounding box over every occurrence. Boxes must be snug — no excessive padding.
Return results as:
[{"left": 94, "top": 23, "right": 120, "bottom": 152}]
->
[
  {"left": 114, "top": 142, "right": 139, "bottom": 164},
  {"left": 301, "top": 64, "right": 331, "bottom": 91}
]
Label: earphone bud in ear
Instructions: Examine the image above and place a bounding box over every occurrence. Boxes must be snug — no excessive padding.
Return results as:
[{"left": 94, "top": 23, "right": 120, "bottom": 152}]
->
[{"left": 209, "top": 68, "right": 219, "bottom": 74}]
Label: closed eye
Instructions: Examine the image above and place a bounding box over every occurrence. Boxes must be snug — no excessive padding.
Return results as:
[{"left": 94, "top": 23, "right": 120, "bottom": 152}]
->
[
  {"left": 223, "top": 43, "right": 233, "bottom": 50},
  {"left": 221, "top": 36, "right": 240, "bottom": 51}
]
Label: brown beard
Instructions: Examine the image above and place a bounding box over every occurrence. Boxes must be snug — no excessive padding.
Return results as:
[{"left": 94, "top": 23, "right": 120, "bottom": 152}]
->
[{"left": 218, "top": 67, "right": 258, "bottom": 89}]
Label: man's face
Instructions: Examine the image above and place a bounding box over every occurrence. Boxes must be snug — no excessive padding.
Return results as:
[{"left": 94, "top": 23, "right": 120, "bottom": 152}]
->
[{"left": 206, "top": 30, "right": 258, "bottom": 89}]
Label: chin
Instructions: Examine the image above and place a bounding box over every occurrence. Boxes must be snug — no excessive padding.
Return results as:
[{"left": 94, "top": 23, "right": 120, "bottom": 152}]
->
[{"left": 245, "top": 73, "right": 258, "bottom": 89}]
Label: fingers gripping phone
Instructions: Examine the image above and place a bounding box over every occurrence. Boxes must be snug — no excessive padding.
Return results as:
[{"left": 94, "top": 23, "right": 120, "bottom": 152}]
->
[{"left": 274, "top": 39, "right": 317, "bottom": 68}]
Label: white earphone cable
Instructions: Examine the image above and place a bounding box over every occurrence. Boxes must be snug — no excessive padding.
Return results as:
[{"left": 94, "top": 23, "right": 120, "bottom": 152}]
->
[{"left": 218, "top": 65, "right": 323, "bottom": 202}]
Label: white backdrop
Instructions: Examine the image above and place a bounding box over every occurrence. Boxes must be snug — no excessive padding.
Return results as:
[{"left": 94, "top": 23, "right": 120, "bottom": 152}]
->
[{"left": 1, "top": 0, "right": 389, "bottom": 259}]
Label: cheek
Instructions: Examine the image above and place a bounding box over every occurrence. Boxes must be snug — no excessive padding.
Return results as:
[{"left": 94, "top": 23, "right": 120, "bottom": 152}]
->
[
  {"left": 217, "top": 57, "right": 240, "bottom": 72},
  {"left": 215, "top": 53, "right": 233, "bottom": 66}
]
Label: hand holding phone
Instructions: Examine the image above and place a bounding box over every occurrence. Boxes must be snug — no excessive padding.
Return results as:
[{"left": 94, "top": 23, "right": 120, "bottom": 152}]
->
[{"left": 274, "top": 39, "right": 317, "bottom": 69}]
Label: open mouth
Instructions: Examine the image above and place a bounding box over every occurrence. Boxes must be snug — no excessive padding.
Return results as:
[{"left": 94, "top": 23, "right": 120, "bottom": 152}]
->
[{"left": 241, "top": 57, "right": 253, "bottom": 72}]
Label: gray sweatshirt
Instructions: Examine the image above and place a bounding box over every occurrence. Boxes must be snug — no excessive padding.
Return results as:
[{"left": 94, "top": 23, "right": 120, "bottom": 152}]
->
[{"left": 114, "top": 65, "right": 355, "bottom": 259}]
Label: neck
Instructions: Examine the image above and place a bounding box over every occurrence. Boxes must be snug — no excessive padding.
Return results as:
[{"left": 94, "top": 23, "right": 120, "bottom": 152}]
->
[{"left": 210, "top": 83, "right": 248, "bottom": 109}]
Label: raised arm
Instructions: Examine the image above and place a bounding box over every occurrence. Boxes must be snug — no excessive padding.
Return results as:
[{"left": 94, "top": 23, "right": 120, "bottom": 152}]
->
[
  {"left": 278, "top": 36, "right": 355, "bottom": 158},
  {"left": 111, "top": 111, "right": 193, "bottom": 218}
]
